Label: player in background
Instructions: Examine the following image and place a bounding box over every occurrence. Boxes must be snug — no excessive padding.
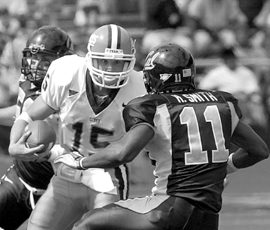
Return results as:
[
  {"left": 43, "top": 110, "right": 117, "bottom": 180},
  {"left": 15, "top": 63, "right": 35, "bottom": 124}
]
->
[
  {"left": 55, "top": 43, "right": 269, "bottom": 230},
  {"left": 0, "top": 25, "right": 73, "bottom": 230},
  {"left": 8, "top": 24, "right": 147, "bottom": 230}
]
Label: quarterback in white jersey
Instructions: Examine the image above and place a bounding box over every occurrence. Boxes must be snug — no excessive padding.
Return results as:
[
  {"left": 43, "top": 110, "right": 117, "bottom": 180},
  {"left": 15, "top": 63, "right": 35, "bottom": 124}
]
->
[
  {"left": 43, "top": 54, "right": 145, "bottom": 193},
  {"left": 9, "top": 24, "right": 146, "bottom": 230}
]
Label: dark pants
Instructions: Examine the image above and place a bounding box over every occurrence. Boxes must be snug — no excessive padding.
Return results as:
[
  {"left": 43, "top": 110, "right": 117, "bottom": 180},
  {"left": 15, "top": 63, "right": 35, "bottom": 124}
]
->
[{"left": 0, "top": 165, "right": 41, "bottom": 230}]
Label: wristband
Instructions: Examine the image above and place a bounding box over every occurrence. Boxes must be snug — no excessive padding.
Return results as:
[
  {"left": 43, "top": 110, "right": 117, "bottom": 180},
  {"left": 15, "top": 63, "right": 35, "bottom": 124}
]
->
[
  {"left": 16, "top": 112, "right": 33, "bottom": 124},
  {"left": 79, "top": 157, "right": 88, "bottom": 170},
  {"left": 227, "top": 153, "right": 239, "bottom": 174}
]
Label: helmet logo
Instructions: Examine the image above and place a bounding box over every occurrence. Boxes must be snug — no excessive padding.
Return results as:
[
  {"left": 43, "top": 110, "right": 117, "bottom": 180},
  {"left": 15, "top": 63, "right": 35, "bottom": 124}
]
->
[
  {"left": 144, "top": 52, "right": 159, "bottom": 70},
  {"left": 88, "top": 34, "right": 99, "bottom": 48},
  {"left": 29, "top": 44, "right": 45, "bottom": 54},
  {"left": 160, "top": 74, "right": 172, "bottom": 82}
]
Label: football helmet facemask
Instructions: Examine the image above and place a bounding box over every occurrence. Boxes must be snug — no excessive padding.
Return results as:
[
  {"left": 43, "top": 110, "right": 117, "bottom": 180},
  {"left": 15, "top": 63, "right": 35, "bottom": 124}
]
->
[
  {"left": 21, "top": 25, "right": 73, "bottom": 86},
  {"left": 143, "top": 43, "right": 196, "bottom": 94},
  {"left": 86, "top": 24, "right": 136, "bottom": 89}
]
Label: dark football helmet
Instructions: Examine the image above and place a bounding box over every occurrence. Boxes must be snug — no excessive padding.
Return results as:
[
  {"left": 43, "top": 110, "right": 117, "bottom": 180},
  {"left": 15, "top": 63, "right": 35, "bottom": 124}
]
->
[
  {"left": 143, "top": 43, "right": 196, "bottom": 93},
  {"left": 21, "top": 25, "right": 73, "bottom": 86}
]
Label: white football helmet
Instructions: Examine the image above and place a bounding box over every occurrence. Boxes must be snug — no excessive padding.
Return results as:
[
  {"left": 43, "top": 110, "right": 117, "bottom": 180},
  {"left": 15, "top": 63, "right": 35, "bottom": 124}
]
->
[{"left": 86, "top": 24, "right": 136, "bottom": 89}]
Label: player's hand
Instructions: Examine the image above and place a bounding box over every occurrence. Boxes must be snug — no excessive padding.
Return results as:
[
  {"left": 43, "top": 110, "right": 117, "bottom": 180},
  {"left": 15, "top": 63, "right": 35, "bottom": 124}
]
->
[
  {"left": 9, "top": 130, "right": 45, "bottom": 161},
  {"left": 54, "top": 151, "right": 87, "bottom": 170}
]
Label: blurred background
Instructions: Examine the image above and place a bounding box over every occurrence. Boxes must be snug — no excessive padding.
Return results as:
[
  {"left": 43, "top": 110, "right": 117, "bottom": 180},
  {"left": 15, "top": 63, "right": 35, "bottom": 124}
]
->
[{"left": 0, "top": 0, "right": 270, "bottom": 229}]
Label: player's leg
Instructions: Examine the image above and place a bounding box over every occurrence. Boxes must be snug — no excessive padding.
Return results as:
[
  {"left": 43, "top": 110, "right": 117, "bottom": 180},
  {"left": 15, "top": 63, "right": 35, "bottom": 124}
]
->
[
  {"left": 89, "top": 189, "right": 118, "bottom": 209},
  {"left": 72, "top": 203, "right": 161, "bottom": 230},
  {"left": 27, "top": 175, "right": 86, "bottom": 230},
  {"left": 72, "top": 196, "right": 196, "bottom": 230},
  {"left": 0, "top": 165, "right": 32, "bottom": 230},
  {"left": 183, "top": 207, "right": 219, "bottom": 230},
  {"left": 28, "top": 167, "right": 121, "bottom": 230}
]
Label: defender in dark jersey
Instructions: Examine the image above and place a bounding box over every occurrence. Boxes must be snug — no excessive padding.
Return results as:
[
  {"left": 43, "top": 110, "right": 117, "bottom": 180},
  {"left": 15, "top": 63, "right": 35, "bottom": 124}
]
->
[
  {"left": 55, "top": 43, "right": 269, "bottom": 230},
  {"left": 0, "top": 25, "right": 73, "bottom": 230}
]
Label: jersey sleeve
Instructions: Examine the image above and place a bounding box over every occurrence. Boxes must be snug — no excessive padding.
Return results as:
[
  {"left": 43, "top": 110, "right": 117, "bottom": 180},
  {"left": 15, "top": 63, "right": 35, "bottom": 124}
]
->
[
  {"left": 218, "top": 90, "right": 242, "bottom": 133},
  {"left": 218, "top": 91, "right": 242, "bottom": 118},
  {"left": 16, "top": 75, "right": 27, "bottom": 117},
  {"left": 123, "top": 96, "right": 156, "bottom": 131}
]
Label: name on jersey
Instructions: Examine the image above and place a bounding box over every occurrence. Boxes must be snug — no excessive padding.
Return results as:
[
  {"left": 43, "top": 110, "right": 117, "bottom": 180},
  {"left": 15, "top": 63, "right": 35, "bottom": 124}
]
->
[
  {"left": 89, "top": 117, "right": 101, "bottom": 123},
  {"left": 172, "top": 92, "right": 218, "bottom": 103}
]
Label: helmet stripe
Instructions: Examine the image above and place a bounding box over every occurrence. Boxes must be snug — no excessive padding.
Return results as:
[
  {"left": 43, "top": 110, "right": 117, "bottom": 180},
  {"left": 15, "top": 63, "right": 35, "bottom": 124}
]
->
[
  {"left": 117, "top": 26, "right": 121, "bottom": 49},
  {"left": 107, "top": 25, "right": 112, "bottom": 48},
  {"left": 110, "top": 24, "right": 120, "bottom": 50}
]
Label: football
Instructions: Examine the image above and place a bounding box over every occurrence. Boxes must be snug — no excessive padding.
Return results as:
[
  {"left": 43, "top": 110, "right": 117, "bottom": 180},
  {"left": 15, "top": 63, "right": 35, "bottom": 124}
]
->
[{"left": 25, "top": 120, "right": 56, "bottom": 153}]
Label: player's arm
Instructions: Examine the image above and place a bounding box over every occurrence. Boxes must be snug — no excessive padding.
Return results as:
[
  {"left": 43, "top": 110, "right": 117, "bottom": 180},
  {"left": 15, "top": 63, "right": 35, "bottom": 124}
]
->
[
  {"left": 227, "top": 120, "right": 269, "bottom": 173},
  {"left": 0, "top": 104, "right": 16, "bottom": 126},
  {"left": 9, "top": 96, "right": 56, "bottom": 161},
  {"left": 55, "top": 123, "right": 154, "bottom": 169}
]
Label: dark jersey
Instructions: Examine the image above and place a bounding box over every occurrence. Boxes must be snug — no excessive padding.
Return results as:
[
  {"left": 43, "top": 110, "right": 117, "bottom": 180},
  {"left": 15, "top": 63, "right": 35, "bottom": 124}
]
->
[
  {"left": 123, "top": 89, "right": 241, "bottom": 213},
  {"left": 14, "top": 76, "right": 55, "bottom": 189}
]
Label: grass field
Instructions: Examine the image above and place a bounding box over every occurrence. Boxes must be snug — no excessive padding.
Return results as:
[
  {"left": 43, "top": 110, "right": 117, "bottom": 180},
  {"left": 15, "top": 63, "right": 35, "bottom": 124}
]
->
[{"left": 1, "top": 154, "right": 270, "bottom": 230}]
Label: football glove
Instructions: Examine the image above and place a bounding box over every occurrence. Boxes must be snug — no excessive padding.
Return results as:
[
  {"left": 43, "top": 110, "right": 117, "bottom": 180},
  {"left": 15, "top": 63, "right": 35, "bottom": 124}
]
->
[{"left": 54, "top": 151, "right": 87, "bottom": 170}]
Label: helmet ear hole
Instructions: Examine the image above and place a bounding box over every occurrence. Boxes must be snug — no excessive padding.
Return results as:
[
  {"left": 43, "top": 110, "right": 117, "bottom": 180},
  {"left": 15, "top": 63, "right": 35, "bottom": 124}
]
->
[{"left": 143, "top": 43, "right": 196, "bottom": 94}]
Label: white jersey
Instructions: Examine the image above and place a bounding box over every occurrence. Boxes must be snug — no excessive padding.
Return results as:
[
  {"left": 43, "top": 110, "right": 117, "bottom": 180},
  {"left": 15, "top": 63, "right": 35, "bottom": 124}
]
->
[{"left": 41, "top": 54, "right": 146, "bottom": 195}]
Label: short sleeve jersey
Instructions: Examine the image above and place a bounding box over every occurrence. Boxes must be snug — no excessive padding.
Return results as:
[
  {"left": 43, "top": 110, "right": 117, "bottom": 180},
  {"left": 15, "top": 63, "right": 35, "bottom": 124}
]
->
[
  {"left": 41, "top": 54, "right": 146, "bottom": 196},
  {"left": 123, "top": 89, "right": 241, "bottom": 213}
]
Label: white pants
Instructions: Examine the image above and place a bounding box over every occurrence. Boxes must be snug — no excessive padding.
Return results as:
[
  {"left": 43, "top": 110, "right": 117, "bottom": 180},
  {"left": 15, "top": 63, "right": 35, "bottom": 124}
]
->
[{"left": 27, "top": 175, "right": 118, "bottom": 230}]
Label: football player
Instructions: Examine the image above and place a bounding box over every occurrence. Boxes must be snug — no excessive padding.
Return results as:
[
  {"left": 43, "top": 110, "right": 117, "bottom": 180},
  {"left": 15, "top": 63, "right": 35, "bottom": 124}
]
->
[
  {"left": 55, "top": 43, "right": 269, "bottom": 230},
  {"left": 9, "top": 24, "right": 147, "bottom": 230},
  {"left": 0, "top": 25, "right": 73, "bottom": 230}
]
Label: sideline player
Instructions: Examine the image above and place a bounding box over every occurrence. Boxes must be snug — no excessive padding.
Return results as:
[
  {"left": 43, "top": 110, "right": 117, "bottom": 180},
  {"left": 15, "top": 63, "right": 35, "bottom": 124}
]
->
[
  {"left": 0, "top": 25, "right": 73, "bottom": 230},
  {"left": 9, "top": 24, "right": 147, "bottom": 230},
  {"left": 55, "top": 43, "right": 269, "bottom": 230}
]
